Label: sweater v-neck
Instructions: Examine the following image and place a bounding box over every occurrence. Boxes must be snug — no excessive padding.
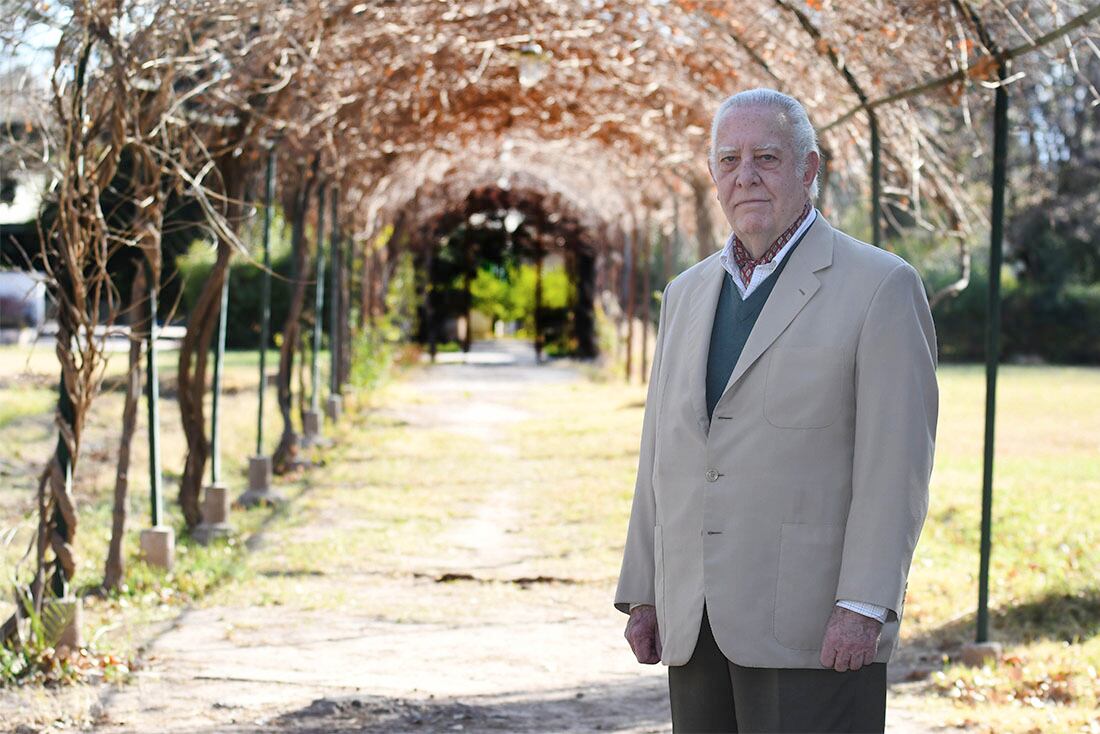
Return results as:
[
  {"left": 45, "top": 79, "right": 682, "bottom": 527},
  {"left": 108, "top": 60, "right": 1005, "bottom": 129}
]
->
[{"left": 704, "top": 231, "right": 806, "bottom": 420}]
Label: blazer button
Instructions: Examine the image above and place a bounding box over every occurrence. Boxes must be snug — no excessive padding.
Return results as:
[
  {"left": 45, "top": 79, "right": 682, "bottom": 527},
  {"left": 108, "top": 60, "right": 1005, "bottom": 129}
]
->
[{"left": 705, "top": 469, "right": 720, "bottom": 482}]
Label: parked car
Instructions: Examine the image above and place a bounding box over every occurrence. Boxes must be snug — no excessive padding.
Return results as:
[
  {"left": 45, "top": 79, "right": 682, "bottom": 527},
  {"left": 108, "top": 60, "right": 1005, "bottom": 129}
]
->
[{"left": 0, "top": 270, "right": 46, "bottom": 328}]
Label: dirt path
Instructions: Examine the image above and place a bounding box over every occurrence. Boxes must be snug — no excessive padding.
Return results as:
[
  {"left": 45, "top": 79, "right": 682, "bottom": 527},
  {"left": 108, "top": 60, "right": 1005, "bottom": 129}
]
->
[{"left": 7, "top": 340, "right": 944, "bottom": 733}]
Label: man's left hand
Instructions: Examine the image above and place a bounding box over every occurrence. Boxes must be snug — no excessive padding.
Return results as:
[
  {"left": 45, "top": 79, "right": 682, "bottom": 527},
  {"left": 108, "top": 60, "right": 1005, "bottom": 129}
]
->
[{"left": 819, "top": 605, "right": 882, "bottom": 672}]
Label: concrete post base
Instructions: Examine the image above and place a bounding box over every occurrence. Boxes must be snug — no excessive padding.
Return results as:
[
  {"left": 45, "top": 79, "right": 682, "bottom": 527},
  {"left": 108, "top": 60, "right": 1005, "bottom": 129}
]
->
[
  {"left": 237, "top": 455, "right": 284, "bottom": 507},
  {"left": 302, "top": 409, "right": 323, "bottom": 446},
  {"left": 42, "top": 596, "right": 82, "bottom": 650},
  {"left": 203, "top": 483, "right": 231, "bottom": 523},
  {"left": 193, "top": 483, "right": 233, "bottom": 544},
  {"left": 959, "top": 641, "right": 1003, "bottom": 667},
  {"left": 325, "top": 394, "right": 343, "bottom": 422},
  {"left": 140, "top": 525, "right": 175, "bottom": 570}
]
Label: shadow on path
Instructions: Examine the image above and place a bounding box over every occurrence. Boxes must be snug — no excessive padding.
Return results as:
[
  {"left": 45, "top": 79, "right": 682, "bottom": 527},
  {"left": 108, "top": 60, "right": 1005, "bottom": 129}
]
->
[{"left": 241, "top": 678, "right": 668, "bottom": 734}]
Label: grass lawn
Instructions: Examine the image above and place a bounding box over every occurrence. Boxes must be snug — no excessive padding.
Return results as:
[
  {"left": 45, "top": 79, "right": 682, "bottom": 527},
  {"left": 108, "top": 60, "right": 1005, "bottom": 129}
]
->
[
  {"left": 0, "top": 343, "right": 1098, "bottom": 732},
  {"left": 912, "top": 366, "right": 1100, "bottom": 732}
]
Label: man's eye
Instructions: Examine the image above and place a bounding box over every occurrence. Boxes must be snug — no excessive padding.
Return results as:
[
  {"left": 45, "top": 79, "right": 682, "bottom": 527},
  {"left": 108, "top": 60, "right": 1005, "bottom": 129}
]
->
[{"left": 759, "top": 154, "right": 777, "bottom": 161}]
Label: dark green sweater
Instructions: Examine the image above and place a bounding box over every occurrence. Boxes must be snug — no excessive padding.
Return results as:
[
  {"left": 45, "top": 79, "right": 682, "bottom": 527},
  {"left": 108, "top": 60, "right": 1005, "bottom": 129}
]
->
[{"left": 705, "top": 236, "right": 805, "bottom": 420}]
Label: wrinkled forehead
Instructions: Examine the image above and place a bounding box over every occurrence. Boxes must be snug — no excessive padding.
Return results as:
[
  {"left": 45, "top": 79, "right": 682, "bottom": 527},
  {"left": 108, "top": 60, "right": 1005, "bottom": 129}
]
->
[{"left": 713, "top": 104, "right": 797, "bottom": 150}]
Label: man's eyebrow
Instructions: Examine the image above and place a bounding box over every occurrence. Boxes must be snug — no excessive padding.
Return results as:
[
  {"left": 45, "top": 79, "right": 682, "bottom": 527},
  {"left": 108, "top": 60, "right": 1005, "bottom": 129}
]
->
[{"left": 714, "top": 144, "right": 783, "bottom": 156}]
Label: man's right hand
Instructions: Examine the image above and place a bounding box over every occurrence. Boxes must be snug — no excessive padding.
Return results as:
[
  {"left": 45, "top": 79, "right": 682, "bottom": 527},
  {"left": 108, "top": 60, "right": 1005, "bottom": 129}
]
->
[{"left": 624, "top": 604, "right": 662, "bottom": 664}]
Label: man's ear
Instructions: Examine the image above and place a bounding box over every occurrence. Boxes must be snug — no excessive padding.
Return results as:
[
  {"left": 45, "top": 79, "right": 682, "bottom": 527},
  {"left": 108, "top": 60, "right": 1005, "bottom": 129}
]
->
[
  {"left": 803, "top": 150, "right": 821, "bottom": 186},
  {"left": 707, "top": 155, "right": 717, "bottom": 186}
]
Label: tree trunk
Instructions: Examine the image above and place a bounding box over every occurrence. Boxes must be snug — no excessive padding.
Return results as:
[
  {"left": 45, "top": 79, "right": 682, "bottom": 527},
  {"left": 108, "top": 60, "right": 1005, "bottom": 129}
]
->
[
  {"left": 272, "top": 182, "right": 314, "bottom": 473},
  {"left": 177, "top": 149, "right": 245, "bottom": 530},
  {"left": 298, "top": 321, "right": 310, "bottom": 418},
  {"left": 817, "top": 144, "right": 833, "bottom": 217},
  {"left": 380, "top": 225, "right": 400, "bottom": 315},
  {"left": 177, "top": 241, "right": 231, "bottom": 529},
  {"left": 574, "top": 248, "right": 597, "bottom": 358},
  {"left": 103, "top": 266, "right": 148, "bottom": 590},
  {"left": 624, "top": 229, "right": 636, "bottom": 382},
  {"left": 692, "top": 173, "right": 718, "bottom": 261},
  {"left": 339, "top": 233, "right": 353, "bottom": 387},
  {"left": 16, "top": 40, "right": 126, "bottom": 619},
  {"left": 358, "top": 240, "right": 372, "bottom": 332}
]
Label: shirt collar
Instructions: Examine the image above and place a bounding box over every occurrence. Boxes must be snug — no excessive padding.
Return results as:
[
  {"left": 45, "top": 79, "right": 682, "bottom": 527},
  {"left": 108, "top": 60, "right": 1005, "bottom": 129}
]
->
[{"left": 720, "top": 202, "right": 816, "bottom": 287}]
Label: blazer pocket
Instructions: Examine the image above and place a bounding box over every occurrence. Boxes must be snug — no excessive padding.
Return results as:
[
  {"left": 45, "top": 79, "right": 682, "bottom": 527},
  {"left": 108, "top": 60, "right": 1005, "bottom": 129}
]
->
[
  {"left": 773, "top": 522, "right": 845, "bottom": 650},
  {"left": 764, "top": 346, "right": 846, "bottom": 429},
  {"left": 653, "top": 525, "right": 666, "bottom": 625}
]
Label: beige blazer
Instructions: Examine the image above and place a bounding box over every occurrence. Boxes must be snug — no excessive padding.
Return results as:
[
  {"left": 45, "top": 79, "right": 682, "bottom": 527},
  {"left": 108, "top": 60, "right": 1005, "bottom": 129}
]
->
[{"left": 614, "top": 214, "right": 938, "bottom": 668}]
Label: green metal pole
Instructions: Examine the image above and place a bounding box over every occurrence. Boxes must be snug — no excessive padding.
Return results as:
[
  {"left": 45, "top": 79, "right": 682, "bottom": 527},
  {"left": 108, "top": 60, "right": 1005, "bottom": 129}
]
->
[
  {"left": 976, "top": 73, "right": 1009, "bottom": 644},
  {"left": 311, "top": 184, "right": 327, "bottom": 414},
  {"left": 49, "top": 371, "right": 74, "bottom": 597},
  {"left": 329, "top": 188, "right": 340, "bottom": 395},
  {"left": 210, "top": 270, "right": 229, "bottom": 484},
  {"left": 869, "top": 110, "right": 882, "bottom": 248},
  {"left": 257, "top": 153, "right": 274, "bottom": 456},
  {"left": 534, "top": 242, "right": 543, "bottom": 363},
  {"left": 426, "top": 248, "right": 437, "bottom": 362},
  {"left": 146, "top": 261, "right": 163, "bottom": 527}
]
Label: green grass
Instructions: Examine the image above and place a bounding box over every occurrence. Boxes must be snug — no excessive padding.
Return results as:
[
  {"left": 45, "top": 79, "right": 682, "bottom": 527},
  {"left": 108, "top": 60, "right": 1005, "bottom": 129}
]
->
[{"left": 0, "top": 388, "right": 54, "bottom": 429}]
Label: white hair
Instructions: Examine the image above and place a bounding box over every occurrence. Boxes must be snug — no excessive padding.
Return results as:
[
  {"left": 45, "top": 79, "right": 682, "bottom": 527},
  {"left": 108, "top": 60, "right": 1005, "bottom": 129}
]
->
[{"left": 709, "top": 88, "right": 821, "bottom": 201}]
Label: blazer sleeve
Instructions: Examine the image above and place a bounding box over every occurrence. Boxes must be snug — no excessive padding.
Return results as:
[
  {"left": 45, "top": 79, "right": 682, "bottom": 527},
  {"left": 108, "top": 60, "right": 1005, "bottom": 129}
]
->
[
  {"left": 614, "top": 281, "right": 672, "bottom": 614},
  {"left": 834, "top": 263, "right": 939, "bottom": 621}
]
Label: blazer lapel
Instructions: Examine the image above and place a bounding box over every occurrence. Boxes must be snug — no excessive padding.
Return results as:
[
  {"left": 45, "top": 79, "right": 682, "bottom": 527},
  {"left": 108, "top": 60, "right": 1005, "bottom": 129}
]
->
[
  {"left": 683, "top": 255, "right": 726, "bottom": 432},
  {"left": 719, "top": 215, "right": 835, "bottom": 399}
]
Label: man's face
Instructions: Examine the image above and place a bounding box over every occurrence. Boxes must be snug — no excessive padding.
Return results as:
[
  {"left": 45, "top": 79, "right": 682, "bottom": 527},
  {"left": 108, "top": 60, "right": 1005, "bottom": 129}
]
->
[{"left": 708, "top": 105, "right": 819, "bottom": 250}]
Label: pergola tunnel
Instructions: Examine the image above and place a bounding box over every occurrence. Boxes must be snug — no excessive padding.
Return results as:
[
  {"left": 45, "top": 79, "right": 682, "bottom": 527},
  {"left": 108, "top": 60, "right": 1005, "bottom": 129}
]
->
[
  {"left": 415, "top": 184, "right": 601, "bottom": 362},
  {"left": 367, "top": 172, "right": 679, "bottom": 373}
]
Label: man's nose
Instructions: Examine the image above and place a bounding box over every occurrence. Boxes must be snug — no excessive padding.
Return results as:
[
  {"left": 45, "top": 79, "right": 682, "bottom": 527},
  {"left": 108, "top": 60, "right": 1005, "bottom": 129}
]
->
[{"left": 735, "top": 160, "right": 761, "bottom": 187}]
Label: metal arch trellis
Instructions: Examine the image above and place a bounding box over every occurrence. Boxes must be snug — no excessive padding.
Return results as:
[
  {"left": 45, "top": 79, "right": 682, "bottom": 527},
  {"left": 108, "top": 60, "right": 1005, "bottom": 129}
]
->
[
  {"left": 955, "top": 0, "right": 1010, "bottom": 652},
  {"left": 979, "top": 65, "right": 1008, "bottom": 647}
]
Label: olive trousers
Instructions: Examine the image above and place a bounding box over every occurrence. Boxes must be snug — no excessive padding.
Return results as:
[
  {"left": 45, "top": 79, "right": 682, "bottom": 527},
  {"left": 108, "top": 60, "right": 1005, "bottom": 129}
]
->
[{"left": 668, "top": 605, "right": 887, "bottom": 733}]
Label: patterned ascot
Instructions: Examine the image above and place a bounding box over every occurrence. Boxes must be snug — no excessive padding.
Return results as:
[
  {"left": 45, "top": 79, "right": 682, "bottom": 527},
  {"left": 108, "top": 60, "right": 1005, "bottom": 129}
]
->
[{"left": 731, "top": 201, "right": 813, "bottom": 286}]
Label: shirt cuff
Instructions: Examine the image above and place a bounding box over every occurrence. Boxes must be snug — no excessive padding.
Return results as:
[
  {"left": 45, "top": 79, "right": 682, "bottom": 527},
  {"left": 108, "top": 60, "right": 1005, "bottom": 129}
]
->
[
  {"left": 628, "top": 603, "right": 652, "bottom": 612},
  {"left": 836, "top": 599, "right": 890, "bottom": 623}
]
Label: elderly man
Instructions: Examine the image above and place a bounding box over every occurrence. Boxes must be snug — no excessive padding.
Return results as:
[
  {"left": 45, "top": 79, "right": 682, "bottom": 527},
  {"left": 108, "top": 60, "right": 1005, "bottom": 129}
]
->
[{"left": 614, "top": 88, "right": 938, "bottom": 733}]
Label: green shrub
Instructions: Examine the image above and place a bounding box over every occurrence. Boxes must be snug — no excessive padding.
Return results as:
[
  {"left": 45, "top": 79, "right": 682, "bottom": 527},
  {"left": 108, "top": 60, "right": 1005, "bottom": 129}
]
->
[
  {"left": 349, "top": 324, "right": 394, "bottom": 393},
  {"left": 930, "top": 265, "right": 1100, "bottom": 364},
  {"left": 174, "top": 210, "right": 305, "bottom": 349},
  {"left": 464, "top": 262, "right": 575, "bottom": 353},
  {"left": 175, "top": 240, "right": 296, "bottom": 350}
]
